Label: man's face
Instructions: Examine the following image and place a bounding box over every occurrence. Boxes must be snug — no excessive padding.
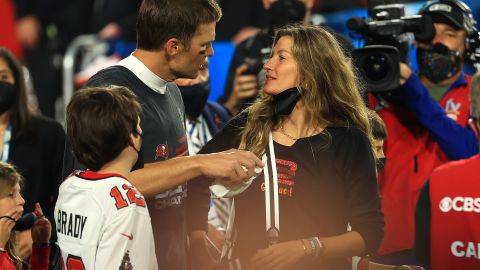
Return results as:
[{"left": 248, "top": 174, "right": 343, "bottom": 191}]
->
[
  {"left": 171, "top": 22, "right": 216, "bottom": 80},
  {"left": 417, "top": 22, "right": 466, "bottom": 54}
]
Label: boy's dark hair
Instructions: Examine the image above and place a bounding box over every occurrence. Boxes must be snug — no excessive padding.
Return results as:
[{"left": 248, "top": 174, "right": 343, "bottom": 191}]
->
[
  {"left": 66, "top": 86, "right": 142, "bottom": 171},
  {"left": 367, "top": 109, "right": 388, "bottom": 140},
  {"left": 137, "top": 0, "right": 222, "bottom": 50}
]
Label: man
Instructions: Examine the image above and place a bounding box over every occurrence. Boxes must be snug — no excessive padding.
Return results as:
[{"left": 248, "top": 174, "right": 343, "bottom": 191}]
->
[
  {"left": 57, "top": 86, "right": 157, "bottom": 269},
  {"left": 62, "top": 1, "right": 263, "bottom": 269},
  {"left": 219, "top": 0, "right": 315, "bottom": 115},
  {"left": 414, "top": 72, "right": 480, "bottom": 270},
  {"left": 368, "top": 0, "right": 479, "bottom": 263}
]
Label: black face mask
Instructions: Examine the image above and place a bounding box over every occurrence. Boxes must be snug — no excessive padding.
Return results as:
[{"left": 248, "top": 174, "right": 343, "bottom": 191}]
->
[
  {"left": 417, "top": 43, "right": 462, "bottom": 84},
  {"left": 269, "top": 0, "right": 307, "bottom": 29},
  {"left": 12, "top": 212, "right": 37, "bottom": 231},
  {"left": 0, "top": 81, "right": 17, "bottom": 115},
  {"left": 130, "top": 131, "right": 144, "bottom": 171},
  {"left": 179, "top": 82, "right": 210, "bottom": 119},
  {"left": 272, "top": 86, "right": 303, "bottom": 116},
  {"left": 376, "top": 157, "right": 386, "bottom": 172}
]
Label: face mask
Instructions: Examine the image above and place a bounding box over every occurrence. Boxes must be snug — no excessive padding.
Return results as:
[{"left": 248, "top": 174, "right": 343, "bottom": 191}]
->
[
  {"left": 269, "top": 0, "right": 307, "bottom": 29},
  {"left": 376, "top": 157, "right": 386, "bottom": 172},
  {"left": 0, "top": 81, "right": 17, "bottom": 114},
  {"left": 178, "top": 82, "right": 210, "bottom": 119},
  {"left": 12, "top": 212, "right": 37, "bottom": 231},
  {"left": 130, "top": 131, "right": 144, "bottom": 171},
  {"left": 417, "top": 43, "right": 462, "bottom": 84},
  {"left": 272, "top": 86, "right": 303, "bottom": 116}
]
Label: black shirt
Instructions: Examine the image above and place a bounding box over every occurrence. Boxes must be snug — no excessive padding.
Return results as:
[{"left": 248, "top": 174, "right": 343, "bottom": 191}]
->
[{"left": 188, "top": 115, "right": 384, "bottom": 270}]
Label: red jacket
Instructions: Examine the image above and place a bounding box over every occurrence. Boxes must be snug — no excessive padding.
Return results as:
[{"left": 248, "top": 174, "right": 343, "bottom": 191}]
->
[
  {"left": 369, "top": 74, "right": 471, "bottom": 255},
  {"left": 0, "top": 0, "right": 23, "bottom": 59},
  {"left": 430, "top": 155, "right": 480, "bottom": 270}
]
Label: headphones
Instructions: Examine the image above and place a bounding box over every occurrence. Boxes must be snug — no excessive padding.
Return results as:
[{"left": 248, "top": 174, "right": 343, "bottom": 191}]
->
[{"left": 419, "top": 0, "right": 480, "bottom": 63}]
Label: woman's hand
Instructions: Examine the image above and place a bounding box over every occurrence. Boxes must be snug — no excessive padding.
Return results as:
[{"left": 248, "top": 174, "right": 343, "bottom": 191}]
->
[
  {"left": 0, "top": 209, "right": 22, "bottom": 249},
  {"left": 248, "top": 240, "right": 306, "bottom": 270},
  {"left": 31, "top": 203, "right": 51, "bottom": 245}
]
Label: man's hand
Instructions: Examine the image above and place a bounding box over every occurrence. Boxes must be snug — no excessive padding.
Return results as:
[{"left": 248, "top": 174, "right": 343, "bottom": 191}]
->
[
  {"left": 31, "top": 203, "right": 51, "bottom": 245},
  {"left": 223, "top": 64, "right": 259, "bottom": 115},
  {"left": 0, "top": 209, "right": 22, "bottom": 249},
  {"left": 400, "top": 63, "right": 412, "bottom": 85},
  {"left": 247, "top": 240, "right": 307, "bottom": 270},
  {"left": 198, "top": 149, "right": 264, "bottom": 185}
]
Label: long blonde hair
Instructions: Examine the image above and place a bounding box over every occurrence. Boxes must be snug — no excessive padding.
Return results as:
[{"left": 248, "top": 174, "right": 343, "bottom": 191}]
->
[
  {"left": 0, "top": 162, "right": 24, "bottom": 269},
  {"left": 239, "top": 24, "right": 373, "bottom": 156}
]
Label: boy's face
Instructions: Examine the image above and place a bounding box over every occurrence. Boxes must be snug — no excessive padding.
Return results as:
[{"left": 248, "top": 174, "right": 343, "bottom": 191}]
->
[
  {"left": 373, "top": 139, "right": 385, "bottom": 159},
  {"left": 171, "top": 22, "right": 216, "bottom": 80}
]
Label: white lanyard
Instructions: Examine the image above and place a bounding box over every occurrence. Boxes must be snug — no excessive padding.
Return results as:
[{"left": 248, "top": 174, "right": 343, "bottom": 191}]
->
[
  {"left": 2, "top": 125, "right": 11, "bottom": 162},
  {"left": 264, "top": 132, "right": 280, "bottom": 245}
]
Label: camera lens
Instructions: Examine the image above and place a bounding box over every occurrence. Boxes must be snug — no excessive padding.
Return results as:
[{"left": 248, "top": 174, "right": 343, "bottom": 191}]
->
[{"left": 363, "top": 54, "right": 389, "bottom": 82}]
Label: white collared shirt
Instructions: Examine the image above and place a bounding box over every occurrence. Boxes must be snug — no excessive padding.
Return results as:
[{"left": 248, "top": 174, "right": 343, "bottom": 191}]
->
[{"left": 118, "top": 54, "right": 168, "bottom": 94}]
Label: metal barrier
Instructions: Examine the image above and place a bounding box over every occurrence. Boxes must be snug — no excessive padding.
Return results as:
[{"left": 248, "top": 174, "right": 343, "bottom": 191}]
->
[{"left": 59, "top": 34, "right": 107, "bottom": 123}]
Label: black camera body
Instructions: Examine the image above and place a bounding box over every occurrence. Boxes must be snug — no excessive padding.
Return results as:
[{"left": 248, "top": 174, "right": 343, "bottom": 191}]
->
[{"left": 348, "top": 3, "right": 435, "bottom": 92}]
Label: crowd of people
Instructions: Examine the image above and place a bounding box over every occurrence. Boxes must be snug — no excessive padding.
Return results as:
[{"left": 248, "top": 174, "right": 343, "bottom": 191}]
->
[{"left": 0, "top": 0, "right": 480, "bottom": 270}]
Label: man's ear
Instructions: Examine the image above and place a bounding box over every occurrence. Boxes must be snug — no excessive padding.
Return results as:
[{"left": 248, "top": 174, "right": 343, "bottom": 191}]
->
[
  {"left": 128, "top": 133, "right": 136, "bottom": 145},
  {"left": 165, "top": 38, "right": 180, "bottom": 56}
]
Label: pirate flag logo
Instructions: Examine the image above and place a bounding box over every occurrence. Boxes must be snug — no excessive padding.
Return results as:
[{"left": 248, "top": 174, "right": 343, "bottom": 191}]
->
[{"left": 119, "top": 250, "right": 133, "bottom": 270}]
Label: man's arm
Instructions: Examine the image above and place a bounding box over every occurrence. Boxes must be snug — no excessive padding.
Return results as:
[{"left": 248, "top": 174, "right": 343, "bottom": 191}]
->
[
  {"left": 399, "top": 64, "right": 478, "bottom": 160},
  {"left": 130, "top": 149, "right": 263, "bottom": 198}
]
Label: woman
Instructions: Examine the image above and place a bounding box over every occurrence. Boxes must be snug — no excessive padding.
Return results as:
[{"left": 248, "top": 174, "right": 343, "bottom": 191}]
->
[
  {"left": 188, "top": 24, "right": 384, "bottom": 270},
  {"left": 0, "top": 47, "right": 65, "bottom": 259},
  {"left": 0, "top": 162, "right": 51, "bottom": 269}
]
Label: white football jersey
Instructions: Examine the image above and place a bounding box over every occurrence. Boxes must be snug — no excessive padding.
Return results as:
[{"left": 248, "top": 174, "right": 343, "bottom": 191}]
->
[{"left": 55, "top": 170, "right": 157, "bottom": 270}]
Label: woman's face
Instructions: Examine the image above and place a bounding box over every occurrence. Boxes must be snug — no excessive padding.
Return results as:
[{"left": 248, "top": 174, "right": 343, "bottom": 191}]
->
[
  {"left": 0, "top": 183, "right": 25, "bottom": 217},
  {"left": 263, "top": 36, "right": 300, "bottom": 95},
  {"left": 0, "top": 58, "right": 15, "bottom": 85}
]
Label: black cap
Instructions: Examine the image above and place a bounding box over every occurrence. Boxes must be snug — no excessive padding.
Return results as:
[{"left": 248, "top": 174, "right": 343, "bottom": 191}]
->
[{"left": 419, "top": 0, "right": 476, "bottom": 34}]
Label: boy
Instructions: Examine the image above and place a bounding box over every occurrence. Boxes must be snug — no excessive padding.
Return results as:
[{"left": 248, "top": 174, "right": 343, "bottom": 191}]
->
[{"left": 55, "top": 86, "right": 157, "bottom": 269}]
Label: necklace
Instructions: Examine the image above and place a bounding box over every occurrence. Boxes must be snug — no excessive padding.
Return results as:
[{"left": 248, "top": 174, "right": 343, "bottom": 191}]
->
[{"left": 280, "top": 124, "right": 298, "bottom": 141}]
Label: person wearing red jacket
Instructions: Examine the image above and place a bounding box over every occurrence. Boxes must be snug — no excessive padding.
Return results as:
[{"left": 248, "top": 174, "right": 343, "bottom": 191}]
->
[
  {"left": 0, "top": 162, "right": 50, "bottom": 270},
  {"left": 368, "top": 0, "right": 479, "bottom": 264},
  {"left": 414, "top": 72, "right": 480, "bottom": 270}
]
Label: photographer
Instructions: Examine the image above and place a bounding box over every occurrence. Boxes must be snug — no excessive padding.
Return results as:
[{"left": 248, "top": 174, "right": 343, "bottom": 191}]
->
[
  {"left": 219, "top": 0, "right": 314, "bottom": 115},
  {"left": 368, "top": 0, "right": 479, "bottom": 263}
]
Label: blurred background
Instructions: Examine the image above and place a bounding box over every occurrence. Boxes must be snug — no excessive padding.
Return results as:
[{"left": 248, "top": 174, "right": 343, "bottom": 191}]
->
[{"left": 1, "top": 0, "right": 479, "bottom": 122}]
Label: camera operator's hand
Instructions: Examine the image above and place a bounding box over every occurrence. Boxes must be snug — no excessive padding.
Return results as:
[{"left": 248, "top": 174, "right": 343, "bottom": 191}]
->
[
  {"left": 399, "top": 63, "right": 413, "bottom": 85},
  {"left": 223, "top": 64, "right": 259, "bottom": 115}
]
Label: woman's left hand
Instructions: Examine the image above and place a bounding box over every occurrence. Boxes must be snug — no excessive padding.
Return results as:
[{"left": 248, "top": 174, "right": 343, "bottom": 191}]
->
[
  {"left": 247, "top": 240, "right": 306, "bottom": 270},
  {"left": 31, "top": 203, "right": 51, "bottom": 244}
]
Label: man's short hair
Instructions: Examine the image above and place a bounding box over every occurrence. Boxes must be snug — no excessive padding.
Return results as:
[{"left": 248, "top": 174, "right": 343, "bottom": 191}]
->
[
  {"left": 66, "top": 86, "right": 142, "bottom": 171},
  {"left": 137, "top": 0, "right": 222, "bottom": 51},
  {"left": 471, "top": 72, "right": 480, "bottom": 120},
  {"left": 367, "top": 109, "right": 388, "bottom": 140}
]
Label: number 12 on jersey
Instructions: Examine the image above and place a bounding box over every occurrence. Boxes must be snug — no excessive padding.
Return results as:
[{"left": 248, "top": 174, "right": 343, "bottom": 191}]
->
[{"left": 110, "top": 184, "right": 146, "bottom": 209}]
